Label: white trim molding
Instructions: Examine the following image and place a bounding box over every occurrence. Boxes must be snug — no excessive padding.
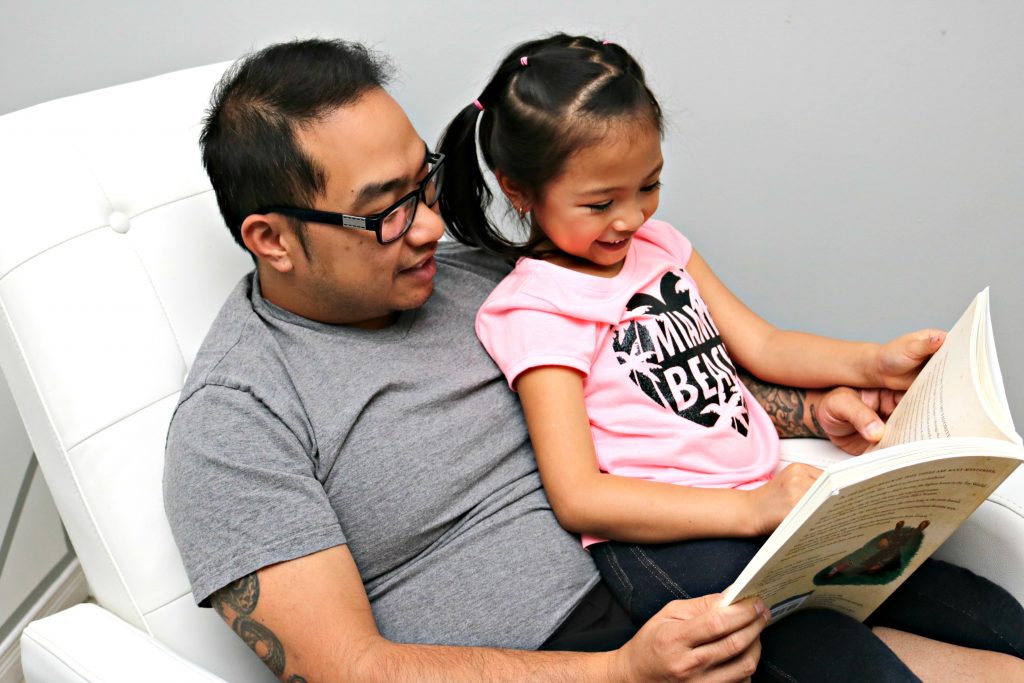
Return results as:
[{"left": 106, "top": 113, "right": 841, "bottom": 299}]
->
[{"left": 0, "top": 560, "right": 88, "bottom": 683}]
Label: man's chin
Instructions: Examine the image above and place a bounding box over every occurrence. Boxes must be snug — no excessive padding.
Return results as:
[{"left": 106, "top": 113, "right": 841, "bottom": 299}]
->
[{"left": 403, "top": 280, "right": 436, "bottom": 310}]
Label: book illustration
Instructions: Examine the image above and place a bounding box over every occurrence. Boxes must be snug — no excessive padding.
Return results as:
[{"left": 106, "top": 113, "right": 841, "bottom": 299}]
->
[{"left": 813, "top": 520, "right": 929, "bottom": 586}]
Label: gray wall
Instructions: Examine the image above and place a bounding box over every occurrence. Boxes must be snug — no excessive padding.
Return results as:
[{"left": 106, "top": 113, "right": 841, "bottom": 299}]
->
[{"left": 2, "top": 0, "right": 1021, "bottom": 427}]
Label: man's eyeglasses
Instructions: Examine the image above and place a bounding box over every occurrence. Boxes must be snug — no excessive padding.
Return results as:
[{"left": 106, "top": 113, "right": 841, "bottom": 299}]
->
[{"left": 259, "top": 152, "right": 445, "bottom": 244}]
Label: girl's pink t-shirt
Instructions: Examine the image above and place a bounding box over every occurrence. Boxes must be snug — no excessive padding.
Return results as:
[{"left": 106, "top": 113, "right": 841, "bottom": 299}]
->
[{"left": 477, "top": 220, "right": 780, "bottom": 545}]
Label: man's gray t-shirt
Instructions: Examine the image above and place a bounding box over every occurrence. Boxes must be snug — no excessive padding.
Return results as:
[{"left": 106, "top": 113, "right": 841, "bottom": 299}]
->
[{"left": 163, "top": 243, "right": 599, "bottom": 648}]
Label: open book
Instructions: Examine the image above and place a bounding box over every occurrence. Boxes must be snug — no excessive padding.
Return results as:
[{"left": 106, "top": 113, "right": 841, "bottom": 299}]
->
[{"left": 721, "top": 288, "right": 1023, "bottom": 623}]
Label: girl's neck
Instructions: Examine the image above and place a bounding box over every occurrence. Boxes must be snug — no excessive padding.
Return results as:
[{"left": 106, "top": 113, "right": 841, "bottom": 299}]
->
[{"left": 532, "top": 240, "right": 627, "bottom": 279}]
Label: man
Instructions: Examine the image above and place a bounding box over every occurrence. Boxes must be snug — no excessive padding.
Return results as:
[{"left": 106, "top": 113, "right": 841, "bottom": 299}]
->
[{"left": 164, "top": 39, "right": 910, "bottom": 682}]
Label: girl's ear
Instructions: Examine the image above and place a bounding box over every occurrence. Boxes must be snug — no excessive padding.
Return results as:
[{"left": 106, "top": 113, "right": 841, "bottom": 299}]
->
[{"left": 494, "top": 170, "right": 532, "bottom": 213}]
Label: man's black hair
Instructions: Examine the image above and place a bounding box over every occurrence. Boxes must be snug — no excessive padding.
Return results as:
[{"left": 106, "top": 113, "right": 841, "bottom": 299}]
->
[{"left": 200, "top": 38, "right": 394, "bottom": 253}]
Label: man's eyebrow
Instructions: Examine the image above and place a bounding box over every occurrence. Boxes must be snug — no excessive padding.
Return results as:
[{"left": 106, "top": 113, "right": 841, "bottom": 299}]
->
[{"left": 351, "top": 145, "right": 431, "bottom": 212}]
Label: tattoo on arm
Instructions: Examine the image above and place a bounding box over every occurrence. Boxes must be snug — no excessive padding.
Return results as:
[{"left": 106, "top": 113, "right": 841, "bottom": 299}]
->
[
  {"left": 739, "top": 369, "right": 825, "bottom": 438},
  {"left": 809, "top": 402, "right": 825, "bottom": 437},
  {"left": 210, "top": 574, "right": 296, "bottom": 680},
  {"left": 234, "top": 616, "right": 286, "bottom": 676}
]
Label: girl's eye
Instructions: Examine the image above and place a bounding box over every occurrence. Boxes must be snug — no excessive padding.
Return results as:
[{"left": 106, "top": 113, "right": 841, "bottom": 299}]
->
[
  {"left": 586, "top": 201, "right": 612, "bottom": 213},
  {"left": 641, "top": 180, "right": 662, "bottom": 193}
]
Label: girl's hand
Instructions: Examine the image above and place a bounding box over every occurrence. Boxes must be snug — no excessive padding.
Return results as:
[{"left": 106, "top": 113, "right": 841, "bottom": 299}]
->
[
  {"left": 873, "top": 329, "right": 945, "bottom": 389},
  {"left": 748, "top": 463, "right": 822, "bottom": 535}
]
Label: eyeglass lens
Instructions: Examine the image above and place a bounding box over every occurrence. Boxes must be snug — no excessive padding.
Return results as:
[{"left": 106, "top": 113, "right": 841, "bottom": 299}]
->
[{"left": 380, "top": 162, "right": 444, "bottom": 243}]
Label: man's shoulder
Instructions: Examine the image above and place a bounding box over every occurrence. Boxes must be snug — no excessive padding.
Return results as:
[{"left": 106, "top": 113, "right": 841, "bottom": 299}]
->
[
  {"left": 180, "top": 273, "right": 280, "bottom": 403},
  {"left": 435, "top": 241, "right": 512, "bottom": 287}
]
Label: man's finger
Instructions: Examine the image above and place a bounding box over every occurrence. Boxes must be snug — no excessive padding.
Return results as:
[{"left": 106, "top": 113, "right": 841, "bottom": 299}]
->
[
  {"left": 677, "top": 612, "right": 764, "bottom": 680},
  {"left": 858, "top": 388, "right": 881, "bottom": 412},
  {"left": 660, "top": 596, "right": 765, "bottom": 646},
  {"left": 823, "top": 390, "right": 883, "bottom": 442},
  {"left": 879, "top": 389, "right": 900, "bottom": 417},
  {"left": 658, "top": 592, "right": 723, "bottom": 620}
]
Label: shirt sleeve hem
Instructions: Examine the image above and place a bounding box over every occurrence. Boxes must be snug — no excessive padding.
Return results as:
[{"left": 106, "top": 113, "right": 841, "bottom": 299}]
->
[
  {"left": 192, "top": 524, "right": 346, "bottom": 607},
  {"left": 506, "top": 356, "right": 591, "bottom": 390}
]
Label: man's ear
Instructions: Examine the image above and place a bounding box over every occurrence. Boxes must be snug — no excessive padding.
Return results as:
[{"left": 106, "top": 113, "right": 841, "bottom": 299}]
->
[
  {"left": 494, "top": 170, "right": 532, "bottom": 214},
  {"left": 241, "top": 214, "right": 297, "bottom": 273}
]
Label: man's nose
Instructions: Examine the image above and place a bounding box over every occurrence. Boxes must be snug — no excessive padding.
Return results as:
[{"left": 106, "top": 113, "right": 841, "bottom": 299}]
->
[{"left": 405, "top": 199, "right": 446, "bottom": 246}]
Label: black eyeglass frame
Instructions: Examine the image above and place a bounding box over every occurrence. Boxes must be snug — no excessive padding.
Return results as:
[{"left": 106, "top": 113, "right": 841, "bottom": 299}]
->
[{"left": 257, "top": 152, "right": 445, "bottom": 245}]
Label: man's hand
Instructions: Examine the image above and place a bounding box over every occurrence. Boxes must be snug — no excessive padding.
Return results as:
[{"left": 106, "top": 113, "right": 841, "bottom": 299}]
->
[
  {"left": 873, "top": 329, "right": 945, "bottom": 390},
  {"left": 812, "top": 386, "right": 903, "bottom": 454},
  {"left": 610, "top": 594, "right": 767, "bottom": 683},
  {"left": 739, "top": 368, "right": 908, "bottom": 455}
]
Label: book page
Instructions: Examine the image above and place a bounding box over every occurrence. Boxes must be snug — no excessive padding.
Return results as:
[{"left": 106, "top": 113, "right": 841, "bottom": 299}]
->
[
  {"left": 977, "top": 308, "right": 1018, "bottom": 439},
  {"left": 983, "top": 312, "right": 1007, "bottom": 409},
  {"left": 869, "top": 290, "right": 1011, "bottom": 450}
]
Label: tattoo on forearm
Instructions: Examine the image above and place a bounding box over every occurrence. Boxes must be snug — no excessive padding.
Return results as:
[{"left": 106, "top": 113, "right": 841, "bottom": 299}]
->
[
  {"left": 739, "top": 369, "right": 818, "bottom": 438},
  {"left": 234, "top": 615, "right": 286, "bottom": 676},
  {"left": 210, "top": 574, "right": 298, "bottom": 681},
  {"left": 809, "top": 403, "right": 825, "bottom": 438}
]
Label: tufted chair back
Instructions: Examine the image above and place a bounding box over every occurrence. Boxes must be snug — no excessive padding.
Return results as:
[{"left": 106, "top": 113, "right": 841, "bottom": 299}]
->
[{"left": 0, "top": 63, "right": 276, "bottom": 682}]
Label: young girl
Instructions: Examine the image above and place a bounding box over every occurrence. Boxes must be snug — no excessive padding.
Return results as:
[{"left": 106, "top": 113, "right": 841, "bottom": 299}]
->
[{"left": 438, "top": 33, "right": 1024, "bottom": 680}]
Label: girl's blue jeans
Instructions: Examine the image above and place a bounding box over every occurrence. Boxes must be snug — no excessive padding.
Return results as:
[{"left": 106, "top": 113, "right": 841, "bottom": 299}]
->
[{"left": 591, "top": 538, "right": 1024, "bottom": 682}]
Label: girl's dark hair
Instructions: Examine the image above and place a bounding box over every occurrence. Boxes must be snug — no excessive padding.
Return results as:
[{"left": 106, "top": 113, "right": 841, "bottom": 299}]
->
[
  {"left": 437, "top": 34, "right": 663, "bottom": 259},
  {"left": 200, "top": 38, "right": 393, "bottom": 253}
]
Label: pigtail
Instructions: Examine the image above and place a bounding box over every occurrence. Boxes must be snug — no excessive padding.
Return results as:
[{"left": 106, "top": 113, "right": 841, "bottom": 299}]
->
[
  {"left": 438, "top": 64, "right": 537, "bottom": 260},
  {"left": 437, "top": 103, "right": 498, "bottom": 251}
]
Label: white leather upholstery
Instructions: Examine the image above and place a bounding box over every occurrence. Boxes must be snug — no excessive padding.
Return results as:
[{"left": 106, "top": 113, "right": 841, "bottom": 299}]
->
[
  {"left": 21, "top": 604, "right": 227, "bottom": 683},
  {"left": 1, "top": 63, "right": 1021, "bottom": 683}
]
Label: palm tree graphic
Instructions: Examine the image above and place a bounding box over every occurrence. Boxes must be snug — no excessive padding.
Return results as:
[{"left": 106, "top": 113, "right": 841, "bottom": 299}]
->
[
  {"left": 613, "top": 328, "right": 672, "bottom": 408},
  {"left": 700, "top": 386, "right": 750, "bottom": 436}
]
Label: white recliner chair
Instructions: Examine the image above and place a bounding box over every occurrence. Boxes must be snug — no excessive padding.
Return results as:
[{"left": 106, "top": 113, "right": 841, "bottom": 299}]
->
[{"left": 1, "top": 63, "right": 1022, "bottom": 683}]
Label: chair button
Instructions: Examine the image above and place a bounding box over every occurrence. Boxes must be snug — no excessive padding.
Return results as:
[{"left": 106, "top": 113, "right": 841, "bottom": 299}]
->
[{"left": 109, "top": 211, "right": 131, "bottom": 234}]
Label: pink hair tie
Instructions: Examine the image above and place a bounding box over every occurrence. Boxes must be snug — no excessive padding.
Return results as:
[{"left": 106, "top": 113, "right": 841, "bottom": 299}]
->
[
  {"left": 472, "top": 99, "right": 483, "bottom": 111},
  {"left": 520, "top": 56, "right": 528, "bottom": 66}
]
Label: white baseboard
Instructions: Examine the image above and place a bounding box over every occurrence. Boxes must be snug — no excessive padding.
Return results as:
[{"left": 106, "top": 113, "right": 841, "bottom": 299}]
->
[{"left": 0, "top": 560, "right": 88, "bottom": 683}]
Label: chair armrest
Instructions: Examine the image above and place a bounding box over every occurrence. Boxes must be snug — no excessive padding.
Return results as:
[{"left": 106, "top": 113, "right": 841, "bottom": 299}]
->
[
  {"left": 777, "top": 437, "right": 851, "bottom": 469},
  {"left": 21, "top": 603, "right": 228, "bottom": 683}
]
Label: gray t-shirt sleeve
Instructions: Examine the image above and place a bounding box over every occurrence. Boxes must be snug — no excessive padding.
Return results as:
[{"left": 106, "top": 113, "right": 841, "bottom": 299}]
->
[{"left": 164, "top": 383, "right": 346, "bottom": 606}]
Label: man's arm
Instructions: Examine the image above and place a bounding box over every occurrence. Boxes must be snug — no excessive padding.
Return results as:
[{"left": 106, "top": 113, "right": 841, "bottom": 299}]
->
[
  {"left": 210, "top": 544, "right": 766, "bottom": 683},
  {"left": 740, "top": 368, "right": 897, "bottom": 454},
  {"left": 738, "top": 369, "right": 825, "bottom": 438}
]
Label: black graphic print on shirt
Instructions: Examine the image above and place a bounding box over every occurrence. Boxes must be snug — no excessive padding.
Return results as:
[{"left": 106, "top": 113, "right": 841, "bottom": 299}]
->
[{"left": 611, "top": 270, "right": 750, "bottom": 436}]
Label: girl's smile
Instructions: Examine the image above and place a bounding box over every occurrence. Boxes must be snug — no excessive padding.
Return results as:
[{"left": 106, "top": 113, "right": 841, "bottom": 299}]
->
[{"left": 518, "top": 121, "right": 664, "bottom": 278}]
